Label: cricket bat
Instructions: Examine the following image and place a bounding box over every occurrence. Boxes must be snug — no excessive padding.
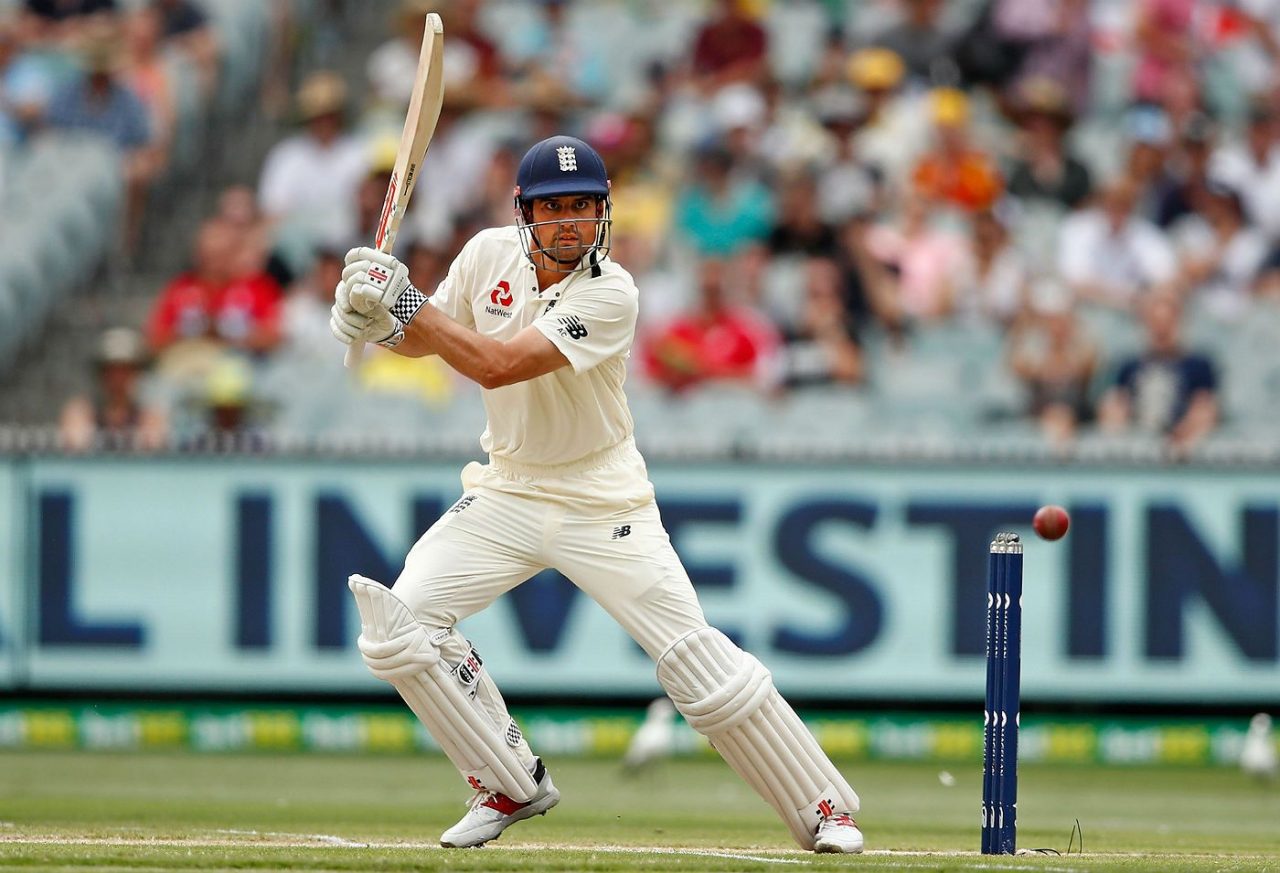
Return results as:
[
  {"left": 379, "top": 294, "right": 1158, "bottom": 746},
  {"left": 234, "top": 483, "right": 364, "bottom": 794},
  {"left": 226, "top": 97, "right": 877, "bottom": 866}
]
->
[{"left": 345, "top": 11, "right": 445, "bottom": 367}]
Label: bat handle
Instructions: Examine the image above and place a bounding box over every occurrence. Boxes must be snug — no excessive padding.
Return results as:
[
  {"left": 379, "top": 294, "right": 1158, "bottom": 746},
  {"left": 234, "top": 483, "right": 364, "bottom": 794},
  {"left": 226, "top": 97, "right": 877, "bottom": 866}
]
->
[{"left": 343, "top": 236, "right": 394, "bottom": 368}]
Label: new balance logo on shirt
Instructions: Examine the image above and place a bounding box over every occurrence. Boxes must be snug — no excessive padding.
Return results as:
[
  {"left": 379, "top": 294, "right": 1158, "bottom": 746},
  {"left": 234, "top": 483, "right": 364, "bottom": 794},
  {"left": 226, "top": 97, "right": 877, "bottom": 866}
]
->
[
  {"left": 558, "top": 315, "right": 588, "bottom": 339},
  {"left": 611, "top": 525, "right": 631, "bottom": 540},
  {"left": 448, "top": 495, "right": 478, "bottom": 514}
]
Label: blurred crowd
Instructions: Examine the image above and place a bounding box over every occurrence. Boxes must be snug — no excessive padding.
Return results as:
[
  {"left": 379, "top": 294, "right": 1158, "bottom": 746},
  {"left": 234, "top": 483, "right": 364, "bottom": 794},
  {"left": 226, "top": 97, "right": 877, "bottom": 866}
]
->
[
  {"left": 0, "top": 0, "right": 221, "bottom": 250},
  {"left": 20, "top": 0, "right": 1280, "bottom": 455}
]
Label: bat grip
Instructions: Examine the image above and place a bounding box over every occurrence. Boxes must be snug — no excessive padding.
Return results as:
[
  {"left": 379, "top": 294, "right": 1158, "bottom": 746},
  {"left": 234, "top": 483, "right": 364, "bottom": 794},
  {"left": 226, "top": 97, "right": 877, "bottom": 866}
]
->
[{"left": 343, "top": 236, "right": 395, "bottom": 369}]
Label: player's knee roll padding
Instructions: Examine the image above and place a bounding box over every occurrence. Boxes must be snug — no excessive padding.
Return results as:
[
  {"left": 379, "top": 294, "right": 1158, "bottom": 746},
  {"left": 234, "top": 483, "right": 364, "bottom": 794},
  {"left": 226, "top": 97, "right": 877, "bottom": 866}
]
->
[
  {"left": 665, "top": 632, "right": 773, "bottom": 734},
  {"left": 356, "top": 622, "right": 442, "bottom": 680},
  {"left": 656, "top": 627, "right": 860, "bottom": 850},
  {"left": 348, "top": 575, "right": 538, "bottom": 802}
]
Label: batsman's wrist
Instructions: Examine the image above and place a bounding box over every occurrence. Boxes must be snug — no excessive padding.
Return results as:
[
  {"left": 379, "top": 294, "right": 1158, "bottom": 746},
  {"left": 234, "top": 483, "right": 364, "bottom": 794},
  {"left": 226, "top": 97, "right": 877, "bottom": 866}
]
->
[{"left": 376, "top": 317, "right": 406, "bottom": 349}]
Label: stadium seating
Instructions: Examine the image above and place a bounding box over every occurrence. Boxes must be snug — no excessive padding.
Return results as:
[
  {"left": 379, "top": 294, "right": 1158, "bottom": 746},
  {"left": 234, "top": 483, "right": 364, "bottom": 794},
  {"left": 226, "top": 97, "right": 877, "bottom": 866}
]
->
[
  {"left": 0, "top": 0, "right": 276, "bottom": 368},
  {"left": 2, "top": 0, "right": 1275, "bottom": 461},
  {"left": 1218, "top": 303, "right": 1280, "bottom": 435},
  {"left": 0, "top": 135, "right": 122, "bottom": 367}
]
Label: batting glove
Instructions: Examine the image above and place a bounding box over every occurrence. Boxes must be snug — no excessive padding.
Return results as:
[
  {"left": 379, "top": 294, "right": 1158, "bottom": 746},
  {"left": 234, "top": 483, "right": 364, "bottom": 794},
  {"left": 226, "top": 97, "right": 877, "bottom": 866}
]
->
[
  {"left": 330, "top": 279, "right": 404, "bottom": 348},
  {"left": 342, "top": 247, "right": 428, "bottom": 327}
]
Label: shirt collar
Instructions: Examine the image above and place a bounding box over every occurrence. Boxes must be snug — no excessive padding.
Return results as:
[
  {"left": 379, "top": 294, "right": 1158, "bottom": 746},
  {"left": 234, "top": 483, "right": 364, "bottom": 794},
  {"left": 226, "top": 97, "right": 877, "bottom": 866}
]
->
[{"left": 530, "top": 262, "right": 583, "bottom": 300}]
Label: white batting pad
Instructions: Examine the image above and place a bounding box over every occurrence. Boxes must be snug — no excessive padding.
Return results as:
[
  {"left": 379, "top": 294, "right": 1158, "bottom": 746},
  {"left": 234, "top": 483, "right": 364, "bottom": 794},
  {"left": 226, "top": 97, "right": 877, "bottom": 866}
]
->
[
  {"left": 348, "top": 575, "right": 539, "bottom": 802},
  {"left": 656, "top": 627, "right": 860, "bottom": 849}
]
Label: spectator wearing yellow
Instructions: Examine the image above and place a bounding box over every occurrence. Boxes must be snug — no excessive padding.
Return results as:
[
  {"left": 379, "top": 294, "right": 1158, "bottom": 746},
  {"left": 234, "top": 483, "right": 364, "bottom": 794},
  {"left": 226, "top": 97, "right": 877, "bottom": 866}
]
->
[
  {"left": 911, "top": 87, "right": 1003, "bottom": 213},
  {"left": 846, "top": 47, "right": 929, "bottom": 190}
]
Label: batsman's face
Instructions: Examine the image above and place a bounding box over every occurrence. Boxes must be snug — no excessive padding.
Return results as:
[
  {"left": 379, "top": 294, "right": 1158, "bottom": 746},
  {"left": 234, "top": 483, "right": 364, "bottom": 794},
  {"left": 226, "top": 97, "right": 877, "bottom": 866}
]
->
[{"left": 529, "top": 195, "right": 601, "bottom": 263}]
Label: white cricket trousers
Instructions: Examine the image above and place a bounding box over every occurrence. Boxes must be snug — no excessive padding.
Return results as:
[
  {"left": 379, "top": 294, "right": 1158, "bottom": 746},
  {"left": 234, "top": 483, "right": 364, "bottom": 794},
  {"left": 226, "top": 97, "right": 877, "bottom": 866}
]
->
[{"left": 391, "top": 437, "right": 709, "bottom": 769}]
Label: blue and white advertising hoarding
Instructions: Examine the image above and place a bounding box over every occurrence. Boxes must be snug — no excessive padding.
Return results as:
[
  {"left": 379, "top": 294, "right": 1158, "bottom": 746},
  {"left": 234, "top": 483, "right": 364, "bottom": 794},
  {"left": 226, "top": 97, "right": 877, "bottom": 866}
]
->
[
  {"left": 0, "top": 463, "right": 17, "bottom": 689},
  {"left": 2, "top": 456, "right": 1277, "bottom": 703}
]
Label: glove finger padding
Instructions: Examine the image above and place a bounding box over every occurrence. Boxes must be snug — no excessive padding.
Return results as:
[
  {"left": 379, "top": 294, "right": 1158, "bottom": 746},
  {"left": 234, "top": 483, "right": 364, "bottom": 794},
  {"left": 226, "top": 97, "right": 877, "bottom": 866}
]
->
[
  {"left": 342, "top": 271, "right": 379, "bottom": 300},
  {"left": 345, "top": 246, "right": 398, "bottom": 270},
  {"left": 350, "top": 284, "right": 385, "bottom": 315},
  {"left": 343, "top": 249, "right": 402, "bottom": 293},
  {"left": 341, "top": 261, "right": 374, "bottom": 285},
  {"left": 330, "top": 297, "right": 402, "bottom": 347},
  {"left": 330, "top": 306, "right": 370, "bottom": 344},
  {"left": 330, "top": 316, "right": 357, "bottom": 344}
]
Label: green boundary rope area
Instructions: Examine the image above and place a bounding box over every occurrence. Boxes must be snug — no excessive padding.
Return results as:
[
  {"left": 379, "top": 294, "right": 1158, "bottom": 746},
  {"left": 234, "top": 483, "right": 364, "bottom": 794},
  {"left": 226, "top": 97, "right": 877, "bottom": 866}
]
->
[{"left": 0, "top": 702, "right": 1265, "bottom": 767}]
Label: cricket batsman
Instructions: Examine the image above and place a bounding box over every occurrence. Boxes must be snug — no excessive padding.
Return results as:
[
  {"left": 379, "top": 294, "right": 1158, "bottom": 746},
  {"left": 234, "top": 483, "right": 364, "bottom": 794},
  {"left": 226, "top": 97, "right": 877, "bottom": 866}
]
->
[{"left": 329, "top": 135, "right": 864, "bottom": 853}]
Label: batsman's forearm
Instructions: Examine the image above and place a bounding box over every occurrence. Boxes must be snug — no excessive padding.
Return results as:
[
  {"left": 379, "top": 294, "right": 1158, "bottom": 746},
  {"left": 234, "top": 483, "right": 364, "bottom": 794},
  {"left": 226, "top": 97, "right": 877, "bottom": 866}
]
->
[
  {"left": 388, "top": 323, "right": 436, "bottom": 357},
  {"left": 401, "top": 304, "right": 510, "bottom": 387}
]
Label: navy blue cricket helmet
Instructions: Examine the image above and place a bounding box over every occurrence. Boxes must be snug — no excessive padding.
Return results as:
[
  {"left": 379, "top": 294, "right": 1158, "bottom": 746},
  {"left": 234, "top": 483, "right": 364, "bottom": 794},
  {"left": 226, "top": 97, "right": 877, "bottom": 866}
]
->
[
  {"left": 514, "top": 135, "right": 613, "bottom": 273},
  {"left": 516, "top": 135, "right": 610, "bottom": 201}
]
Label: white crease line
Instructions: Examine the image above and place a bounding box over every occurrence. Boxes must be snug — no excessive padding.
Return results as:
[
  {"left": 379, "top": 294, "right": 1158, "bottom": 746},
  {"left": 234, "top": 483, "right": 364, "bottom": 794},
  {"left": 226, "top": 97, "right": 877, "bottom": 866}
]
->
[
  {"left": 3, "top": 834, "right": 808, "bottom": 864},
  {"left": 955, "top": 862, "right": 1086, "bottom": 871},
  {"left": 545, "top": 842, "right": 804, "bottom": 858},
  {"left": 213, "top": 834, "right": 803, "bottom": 863},
  {"left": 598, "top": 847, "right": 804, "bottom": 865},
  {"left": 215, "top": 828, "right": 368, "bottom": 848}
]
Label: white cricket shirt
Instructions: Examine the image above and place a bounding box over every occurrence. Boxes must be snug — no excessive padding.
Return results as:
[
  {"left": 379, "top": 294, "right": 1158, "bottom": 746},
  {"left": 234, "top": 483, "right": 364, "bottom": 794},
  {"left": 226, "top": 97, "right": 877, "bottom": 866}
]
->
[{"left": 428, "top": 226, "right": 638, "bottom": 467}]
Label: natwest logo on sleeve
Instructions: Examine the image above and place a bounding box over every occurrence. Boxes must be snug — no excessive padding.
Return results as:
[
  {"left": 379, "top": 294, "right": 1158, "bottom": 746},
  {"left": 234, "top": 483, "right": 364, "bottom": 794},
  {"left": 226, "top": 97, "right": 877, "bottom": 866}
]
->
[{"left": 485, "top": 280, "right": 514, "bottom": 318}]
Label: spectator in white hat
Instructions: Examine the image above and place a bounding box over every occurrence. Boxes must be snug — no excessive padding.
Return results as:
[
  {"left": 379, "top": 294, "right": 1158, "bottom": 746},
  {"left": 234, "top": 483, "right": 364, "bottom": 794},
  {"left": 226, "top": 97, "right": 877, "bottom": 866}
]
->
[{"left": 60, "top": 327, "right": 168, "bottom": 452}]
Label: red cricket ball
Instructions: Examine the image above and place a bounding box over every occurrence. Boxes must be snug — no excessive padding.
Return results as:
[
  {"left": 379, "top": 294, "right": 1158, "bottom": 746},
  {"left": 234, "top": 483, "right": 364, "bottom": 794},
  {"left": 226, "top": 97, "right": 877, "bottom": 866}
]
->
[{"left": 1033, "top": 505, "right": 1070, "bottom": 541}]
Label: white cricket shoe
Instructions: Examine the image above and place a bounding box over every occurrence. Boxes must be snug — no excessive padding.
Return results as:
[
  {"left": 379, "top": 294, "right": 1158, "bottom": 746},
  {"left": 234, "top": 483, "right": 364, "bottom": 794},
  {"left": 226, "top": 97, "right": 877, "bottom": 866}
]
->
[
  {"left": 814, "top": 812, "right": 864, "bottom": 854},
  {"left": 439, "top": 759, "right": 560, "bottom": 848}
]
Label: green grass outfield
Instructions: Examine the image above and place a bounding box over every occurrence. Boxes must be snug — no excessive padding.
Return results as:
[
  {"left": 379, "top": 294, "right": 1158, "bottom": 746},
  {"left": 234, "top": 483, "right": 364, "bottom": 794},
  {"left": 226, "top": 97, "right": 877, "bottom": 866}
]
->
[{"left": 0, "top": 751, "right": 1276, "bottom": 872}]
